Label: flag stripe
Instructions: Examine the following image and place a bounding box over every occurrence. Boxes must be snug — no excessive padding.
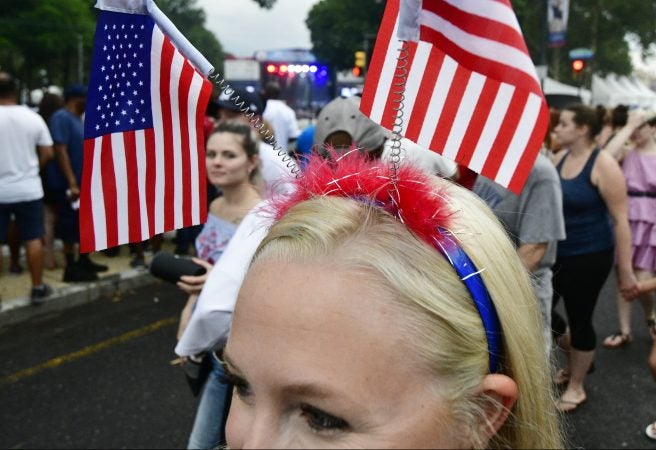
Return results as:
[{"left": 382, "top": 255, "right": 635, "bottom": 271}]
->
[
  {"left": 420, "top": 23, "right": 540, "bottom": 96},
  {"left": 403, "top": 46, "right": 445, "bottom": 142},
  {"left": 100, "top": 135, "right": 118, "bottom": 249},
  {"left": 144, "top": 128, "right": 157, "bottom": 238},
  {"left": 193, "top": 76, "right": 212, "bottom": 224},
  {"left": 481, "top": 88, "right": 527, "bottom": 179},
  {"left": 151, "top": 28, "right": 166, "bottom": 236},
  {"left": 169, "top": 50, "right": 185, "bottom": 230},
  {"left": 360, "top": 0, "right": 400, "bottom": 117},
  {"left": 454, "top": 78, "right": 500, "bottom": 165},
  {"left": 122, "top": 130, "right": 142, "bottom": 244},
  {"left": 111, "top": 133, "right": 129, "bottom": 245},
  {"left": 424, "top": 0, "right": 527, "bottom": 53},
  {"left": 368, "top": 19, "right": 403, "bottom": 124},
  {"left": 400, "top": 41, "right": 432, "bottom": 136},
  {"left": 80, "top": 139, "right": 97, "bottom": 253},
  {"left": 416, "top": 56, "right": 457, "bottom": 150},
  {"left": 428, "top": 64, "right": 470, "bottom": 154},
  {"left": 178, "top": 62, "right": 194, "bottom": 227},
  {"left": 134, "top": 129, "right": 150, "bottom": 241},
  {"left": 159, "top": 35, "right": 176, "bottom": 233},
  {"left": 381, "top": 43, "right": 418, "bottom": 131}
]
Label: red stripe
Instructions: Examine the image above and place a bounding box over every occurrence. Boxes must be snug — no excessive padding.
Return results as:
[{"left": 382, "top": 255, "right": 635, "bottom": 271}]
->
[
  {"left": 507, "top": 102, "right": 549, "bottom": 193},
  {"left": 145, "top": 128, "right": 156, "bottom": 238},
  {"left": 420, "top": 26, "right": 541, "bottom": 96},
  {"left": 122, "top": 130, "right": 142, "bottom": 244},
  {"left": 380, "top": 42, "right": 418, "bottom": 131},
  {"left": 404, "top": 47, "right": 445, "bottom": 142},
  {"left": 80, "top": 139, "right": 97, "bottom": 253},
  {"left": 422, "top": 1, "right": 528, "bottom": 53},
  {"left": 428, "top": 64, "right": 471, "bottom": 153},
  {"left": 100, "top": 135, "right": 118, "bottom": 249},
  {"left": 178, "top": 62, "right": 194, "bottom": 227},
  {"left": 196, "top": 76, "right": 212, "bottom": 224},
  {"left": 480, "top": 89, "right": 528, "bottom": 180},
  {"left": 454, "top": 78, "right": 500, "bottom": 166},
  {"left": 160, "top": 37, "right": 176, "bottom": 232},
  {"left": 361, "top": 0, "right": 400, "bottom": 116}
]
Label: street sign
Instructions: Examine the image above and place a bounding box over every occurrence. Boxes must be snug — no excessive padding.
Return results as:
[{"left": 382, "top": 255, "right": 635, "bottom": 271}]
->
[{"left": 568, "top": 48, "right": 594, "bottom": 60}]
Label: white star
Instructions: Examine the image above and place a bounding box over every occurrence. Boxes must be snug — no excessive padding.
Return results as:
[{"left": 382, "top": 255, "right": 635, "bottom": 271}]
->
[
  {"left": 130, "top": 118, "right": 135, "bottom": 124},
  {"left": 104, "top": 24, "right": 108, "bottom": 30},
  {"left": 108, "top": 35, "right": 111, "bottom": 41},
  {"left": 128, "top": 43, "right": 132, "bottom": 49},
  {"left": 133, "top": 90, "right": 138, "bottom": 96},
  {"left": 115, "top": 34, "right": 119, "bottom": 39},
  {"left": 120, "top": 91, "right": 125, "bottom": 97},
  {"left": 138, "top": 81, "right": 143, "bottom": 86},
  {"left": 96, "top": 105, "right": 101, "bottom": 111},
  {"left": 95, "top": 124, "right": 100, "bottom": 130},
  {"left": 133, "top": 52, "right": 137, "bottom": 58},
  {"left": 127, "top": 62, "right": 131, "bottom": 68},
  {"left": 126, "top": 81, "right": 131, "bottom": 87},
  {"left": 122, "top": 72, "right": 126, "bottom": 78},
  {"left": 141, "top": 24, "right": 144, "bottom": 29},
  {"left": 103, "top": 45, "right": 107, "bottom": 51},
  {"left": 121, "top": 24, "right": 125, "bottom": 30},
  {"left": 105, "top": 75, "right": 109, "bottom": 81},
  {"left": 110, "top": 112, "right": 114, "bottom": 117},
  {"left": 103, "top": 94, "right": 108, "bottom": 100},
  {"left": 139, "top": 43, "right": 143, "bottom": 49},
  {"left": 105, "top": 122, "right": 109, "bottom": 128},
  {"left": 138, "top": 62, "right": 143, "bottom": 67},
  {"left": 115, "top": 120, "right": 120, "bottom": 126},
  {"left": 106, "top": 55, "right": 111, "bottom": 61},
  {"left": 124, "top": 34, "right": 128, "bottom": 39},
  {"left": 135, "top": 108, "right": 140, "bottom": 114},
  {"left": 133, "top": 72, "right": 137, "bottom": 77},
  {"left": 112, "top": 45, "right": 116, "bottom": 50},
  {"left": 115, "top": 54, "right": 120, "bottom": 60},
  {"left": 112, "top": 24, "right": 116, "bottom": 30},
  {"left": 101, "top": 65, "right": 106, "bottom": 72},
  {"left": 140, "top": 99, "right": 145, "bottom": 104},
  {"left": 111, "top": 64, "right": 115, "bottom": 70},
  {"left": 142, "top": 117, "right": 146, "bottom": 123},
  {"left": 98, "top": 85, "right": 103, "bottom": 91},
  {"left": 130, "top": 24, "right": 134, "bottom": 29},
  {"left": 121, "top": 110, "right": 127, "bottom": 116},
  {"left": 115, "top": 101, "right": 119, "bottom": 106},
  {"left": 101, "top": 114, "right": 105, "bottom": 119},
  {"left": 116, "top": 82, "right": 120, "bottom": 88},
  {"left": 127, "top": 100, "right": 133, "bottom": 106}
]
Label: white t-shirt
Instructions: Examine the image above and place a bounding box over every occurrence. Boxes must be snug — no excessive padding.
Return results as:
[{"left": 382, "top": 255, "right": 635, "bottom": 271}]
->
[
  {"left": 263, "top": 99, "right": 300, "bottom": 153},
  {"left": 0, "top": 105, "right": 53, "bottom": 203},
  {"left": 175, "top": 201, "right": 273, "bottom": 356},
  {"left": 381, "top": 138, "right": 458, "bottom": 178}
]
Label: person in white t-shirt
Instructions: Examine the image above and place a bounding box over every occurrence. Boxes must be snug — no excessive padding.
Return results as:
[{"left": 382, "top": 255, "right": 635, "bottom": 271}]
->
[
  {"left": 262, "top": 81, "right": 300, "bottom": 153},
  {"left": 0, "top": 72, "right": 54, "bottom": 304}
]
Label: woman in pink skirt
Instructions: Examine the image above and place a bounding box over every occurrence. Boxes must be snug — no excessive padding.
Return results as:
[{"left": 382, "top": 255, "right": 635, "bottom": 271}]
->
[{"left": 603, "top": 111, "right": 656, "bottom": 349}]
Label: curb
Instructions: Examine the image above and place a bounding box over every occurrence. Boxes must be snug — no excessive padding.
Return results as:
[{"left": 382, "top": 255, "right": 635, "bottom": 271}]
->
[{"left": 0, "top": 269, "right": 159, "bottom": 328}]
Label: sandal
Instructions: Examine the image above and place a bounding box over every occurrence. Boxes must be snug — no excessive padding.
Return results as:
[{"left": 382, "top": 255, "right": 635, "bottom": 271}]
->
[
  {"left": 646, "top": 421, "right": 656, "bottom": 440},
  {"left": 602, "top": 332, "right": 632, "bottom": 349}
]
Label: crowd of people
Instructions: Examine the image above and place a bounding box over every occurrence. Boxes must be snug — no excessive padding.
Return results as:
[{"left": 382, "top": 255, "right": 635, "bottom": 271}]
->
[{"left": 3, "top": 68, "right": 656, "bottom": 447}]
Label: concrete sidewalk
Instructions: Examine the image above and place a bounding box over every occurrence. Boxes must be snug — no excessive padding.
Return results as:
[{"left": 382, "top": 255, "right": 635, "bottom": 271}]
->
[{"left": 0, "top": 239, "right": 178, "bottom": 326}]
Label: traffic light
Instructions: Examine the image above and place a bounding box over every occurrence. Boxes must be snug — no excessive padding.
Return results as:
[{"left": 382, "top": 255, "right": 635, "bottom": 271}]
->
[
  {"left": 354, "top": 50, "right": 366, "bottom": 69},
  {"left": 572, "top": 59, "right": 585, "bottom": 74},
  {"left": 352, "top": 66, "right": 362, "bottom": 77}
]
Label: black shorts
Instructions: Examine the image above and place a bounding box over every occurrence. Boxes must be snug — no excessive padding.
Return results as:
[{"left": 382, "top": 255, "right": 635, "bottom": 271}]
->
[{"left": 0, "top": 199, "right": 45, "bottom": 242}]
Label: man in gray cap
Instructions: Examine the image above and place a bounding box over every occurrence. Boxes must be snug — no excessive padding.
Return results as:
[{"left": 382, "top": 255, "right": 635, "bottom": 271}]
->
[{"left": 313, "top": 96, "right": 457, "bottom": 178}]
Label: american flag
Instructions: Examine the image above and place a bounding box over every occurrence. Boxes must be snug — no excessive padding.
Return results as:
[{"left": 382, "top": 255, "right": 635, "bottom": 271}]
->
[
  {"left": 361, "top": 0, "right": 549, "bottom": 194},
  {"left": 80, "top": 7, "right": 213, "bottom": 252}
]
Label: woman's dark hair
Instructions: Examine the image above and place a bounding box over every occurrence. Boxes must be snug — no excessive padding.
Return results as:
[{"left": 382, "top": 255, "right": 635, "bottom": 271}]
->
[
  {"left": 611, "top": 104, "right": 628, "bottom": 128},
  {"left": 211, "top": 119, "right": 259, "bottom": 159},
  {"left": 38, "top": 92, "right": 64, "bottom": 124},
  {"left": 564, "top": 104, "right": 604, "bottom": 140}
]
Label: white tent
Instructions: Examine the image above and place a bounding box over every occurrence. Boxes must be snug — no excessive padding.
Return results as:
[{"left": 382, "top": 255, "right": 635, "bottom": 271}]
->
[
  {"left": 542, "top": 77, "right": 592, "bottom": 104},
  {"left": 592, "top": 74, "right": 656, "bottom": 108}
]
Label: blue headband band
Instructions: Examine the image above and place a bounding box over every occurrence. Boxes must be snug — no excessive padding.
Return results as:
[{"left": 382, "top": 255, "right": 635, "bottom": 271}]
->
[{"left": 433, "top": 228, "right": 503, "bottom": 373}]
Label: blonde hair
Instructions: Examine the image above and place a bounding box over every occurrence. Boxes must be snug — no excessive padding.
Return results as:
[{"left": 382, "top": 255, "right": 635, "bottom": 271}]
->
[{"left": 252, "top": 178, "right": 563, "bottom": 449}]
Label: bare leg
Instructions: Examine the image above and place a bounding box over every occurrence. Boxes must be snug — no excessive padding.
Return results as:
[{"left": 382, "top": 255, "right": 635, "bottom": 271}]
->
[
  {"left": 637, "top": 270, "right": 656, "bottom": 323},
  {"left": 557, "top": 348, "right": 594, "bottom": 411},
  {"left": 24, "top": 238, "right": 44, "bottom": 287},
  {"left": 8, "top": 219, "right": 21, "bottom": 271},
  {"left": 42, "top": 204, "right": 58, "bottom": 270}
]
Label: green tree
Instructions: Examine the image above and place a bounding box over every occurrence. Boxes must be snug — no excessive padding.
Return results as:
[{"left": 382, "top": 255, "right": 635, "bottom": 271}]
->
[
  {"left": 512, "top": 0, "right": 656, "bottom": 83},
  {"left": 306, "top": 0, "right": 385, "bottom": 70}
]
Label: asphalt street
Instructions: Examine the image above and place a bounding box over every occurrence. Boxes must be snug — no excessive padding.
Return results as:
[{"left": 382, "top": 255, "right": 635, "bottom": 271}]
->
[{"left": 0, "top": 273, "right": 655, "bottom": 448}]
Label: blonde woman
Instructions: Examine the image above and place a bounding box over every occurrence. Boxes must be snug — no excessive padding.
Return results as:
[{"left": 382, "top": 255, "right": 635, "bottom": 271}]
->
[{"left": 222, "top": 151, "right": 563, "bottom": 448}]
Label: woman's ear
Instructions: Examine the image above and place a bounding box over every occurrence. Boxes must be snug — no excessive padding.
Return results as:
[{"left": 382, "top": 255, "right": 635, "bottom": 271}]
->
[{"left": 478, "top": 374, "right": 518, "bottom": 440}]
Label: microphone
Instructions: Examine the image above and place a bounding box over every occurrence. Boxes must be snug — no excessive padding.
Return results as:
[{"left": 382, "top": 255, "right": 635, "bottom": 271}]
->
[{"left": 149, "top": 252, "right": 206, "bottom": 284}]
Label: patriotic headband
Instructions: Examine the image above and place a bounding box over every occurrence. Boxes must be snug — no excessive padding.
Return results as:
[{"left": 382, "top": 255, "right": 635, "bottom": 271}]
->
[{"left": 272, "top": 149, "right": 503, "bottom": 373}]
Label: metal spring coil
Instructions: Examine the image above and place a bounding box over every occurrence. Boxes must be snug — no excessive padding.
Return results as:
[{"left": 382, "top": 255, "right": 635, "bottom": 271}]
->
[
  {"left": 389, "top": 40, "right": 409, "bottom": 191},
  {"left": 207, "top": 70, "right": 302, "bottom": 178}
]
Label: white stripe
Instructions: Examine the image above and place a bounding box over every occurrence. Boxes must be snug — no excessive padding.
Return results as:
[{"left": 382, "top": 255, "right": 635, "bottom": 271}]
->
[
  {"left": 468, "top": 83, "right": 515, "bottom": 172},
  {"left": 400, "top": 41, "right": 432, "bottom": 136},
  {"left": 90, "top": 137, "right": 107, "bottom": 250},
  {"left": 416, "top": 56, "right": 457, "bottom": 149},
  {"left": 441, "top": 72, "right": 486, "bottom": 160},
  {"left": 170, "top": 50, "right": 184, "bottom": 230},
  {"left": 370, "top": 19, "right": 401, "bottom": 124},
  {"left": 187, "top": 73, "right": 203, "bottom": 224},
  {"left": 442, "top": 0, "right": 520, "bottom": 30},
  {"left": 422, "top": 10, "right": 539, "bottom": 84},
  {"left": 135, "top": 129, "right": 149, "bottom": 240},
  {"left": 151, "top": 27, "right": 165, "bottom": 234},
  {"left": 111, "top": 133, "right": 129, "bottom": 244},
  {"left": 495, "top": 93, "right": 542, "bottom": 187}
]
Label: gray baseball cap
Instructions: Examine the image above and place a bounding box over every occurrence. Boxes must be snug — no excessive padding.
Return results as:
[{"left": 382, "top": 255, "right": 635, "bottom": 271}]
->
[{"left": 313, "top": 96, "right": 390, "bottom": 154}]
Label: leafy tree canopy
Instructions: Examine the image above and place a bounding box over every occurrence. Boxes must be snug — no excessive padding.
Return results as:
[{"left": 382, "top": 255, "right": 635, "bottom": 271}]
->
[{"left": 306, "top": 0, "right": 385, "bottom": 70}]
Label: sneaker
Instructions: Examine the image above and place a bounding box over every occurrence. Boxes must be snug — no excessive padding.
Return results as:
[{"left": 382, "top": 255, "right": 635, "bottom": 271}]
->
[
  {"left": 130, "top": 256, "right": 147, "bottom": 268},
  {"left": 63, "top": 264, "right": 99, "bottom": 282},
  {"left": 77, "top": 257, "right": 109, "bottom": 273},
  {"left": 9, "top": 263, "right": 23, "bottom": 275},
  {"left": 31, "top": 284, "right": 53, "bottom": 306}
]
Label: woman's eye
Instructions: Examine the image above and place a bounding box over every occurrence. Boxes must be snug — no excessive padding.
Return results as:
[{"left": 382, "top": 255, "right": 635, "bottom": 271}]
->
[
  {"left": 300, "top": 404, "right": 349, "bottom": 434},
  {"left": 218, "top": 368, "right": 252, "bottom": 398},
  {"left": 206, "top": 151, "right": 216, "bottom": 158}
]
